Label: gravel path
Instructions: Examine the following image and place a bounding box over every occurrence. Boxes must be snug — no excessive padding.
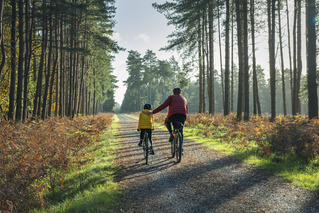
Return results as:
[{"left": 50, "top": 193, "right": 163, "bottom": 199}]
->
[{"left": 114, "top": 114, "right": 319, "bottom": 213}]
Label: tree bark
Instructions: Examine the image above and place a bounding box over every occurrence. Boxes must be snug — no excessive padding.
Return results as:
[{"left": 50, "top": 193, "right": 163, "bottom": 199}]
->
[
  {"left": 236, "top": 0, "right": 243, "bottom": 121},
  {"left": 198, "top": 16, "right": 204, "bottom": 113},
  {"left": 201, "top": 10, "right": 206, "bottom": 113},
  {"left": 306, "top": 0, "right": 318, "bottom": 119},
  {"left": 218, "top": 5, "right": 225, "bottom": 110},
  {"left": 0, "top": 0, "right": 5, "bottom": 78},
  {"left": 278, "top": 0, "right": 287, "bottom": 115},
  {"left": 268, "top": 0, "right": 276, "bottom": 121},
  {"left": 15, "top": 0, "right": 24, "bottom": 121},
  {"left": 292, "top": 0, "right": 297, "bottom": 115},
  {"left": 41, "top": 1, "right": 53, "bottom": 119},
  {"left": 243, "top": 0, "right": 249, "bottom": 121},
  {"left": 208, "top": 2, "right": 214, "bottom": 114},
  {"left": 33, "top": 0, "right": 48, "bottom": 117},
  {"left": 8, "top": 0, "right": 17, "bottom": 120},
  {"left": 231, "top": 0, "right": 234, "bottom": 112},
  {"left": 285, "top": 0, "right": 293, "bottom": 107},
  {"left": 224, "top": 0, "right": 230, "bottom": 116},
  {"left": 250, "top": 0, "right": 261, "bottom": 116},
  {"left": 296, "top": 0, "right": 302, "bottom": 114}
]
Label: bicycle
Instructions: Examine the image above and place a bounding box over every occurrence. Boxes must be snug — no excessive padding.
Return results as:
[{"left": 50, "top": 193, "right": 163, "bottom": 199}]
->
[
  {"left": 170, "top": 121, "right": 184, "bottom": 163},
  {"left": 142, "top": 131, "right": 153, "bottom": 165}
]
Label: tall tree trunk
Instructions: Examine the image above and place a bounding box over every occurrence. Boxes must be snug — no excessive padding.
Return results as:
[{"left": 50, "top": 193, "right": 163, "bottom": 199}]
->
[
  {"left": 16, "top": 0, "right": 24, "bottom": 121},
  {"left": 292, "top": 0, "right": 297, "bottom": 115},
  {"left": 23, "top": 0, "right": 33, "bottom": 121},
  {"left": 68, "top": 13, "right": 75, "bottom": 116},
  {"left": 48, "top": 16, "right": 59, "bottom": 117},
  {"left": 285, "top": 0, "right": 293, "bottom": 108},
  {"left": 9, "top": 0, "right": 17, "bottom": 120},
  {"left": 198, "top": 17, "right": 204, "bottom": 113},
  {"left": 208, "top": 2, "right": 214, "bottom": 114},
  {"left": 236, "top": 0, "right": 243, "bottom": 121},
  {"left": 306, "top": 0, "right": 318, "bottom": 119},
  {"left": 59, "top": 18, "right": 64, "bottom": 116},
  {"left": 250, "top": 0, "right": 261, "bottom": 116},
  {"left": 243, "top": 0, "right": 249, "bottom": 121},
  {"left": 93, "top": 69, "right": 96, "bottom": 115},
  {"left": 33, "top": 0, "right": 47, "bottom": 117},
  {"left": 41, "top": 2, "right": 53, "bottom": 119},
  {"left": 201, "top": 10, "right": 206, "bottom": 113},
  {"left": 296, "top": 0, "right": 302, "bottom": 114},
  {"left": 73, "top": 51, "right": 79, "bottom": 117},
  {"left": 224, "top": 0, "right": 230, "bottom": 116},
  {"left": 0, "top": 0, "right": 5, "bottom": 78},
  {"left": 268, "top": 0, "right": 276, "bottom": 121},
  {"left": 218, "top": 5, "right": 225, "bottom": 110},
  {"left": 231, "top": 0, "right": 234, "bottom": 112},
  {"left": 278, "top": 0, "right": 287, "bottom": 115}
]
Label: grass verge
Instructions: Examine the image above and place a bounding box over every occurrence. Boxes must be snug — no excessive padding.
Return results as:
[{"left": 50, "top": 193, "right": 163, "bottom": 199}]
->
[
  {"left": 31, "top": 115, "right": 122, "bottom": 212},
  {"left": 183, "top": 126, "right": 319, "bottom": 191},
  {"left": 126, "top": 113, "right": 318, "bottom": 191}
]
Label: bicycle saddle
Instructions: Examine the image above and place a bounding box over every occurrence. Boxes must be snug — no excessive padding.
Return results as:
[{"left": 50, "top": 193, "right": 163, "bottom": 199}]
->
[{"left": 173, "top": 121, "right": 184, "bottom": 130}]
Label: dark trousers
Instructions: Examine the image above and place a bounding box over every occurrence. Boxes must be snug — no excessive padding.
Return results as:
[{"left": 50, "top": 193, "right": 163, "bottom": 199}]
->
[
  {"left": 140, "top": 129, "right": 153, "bottom": 146},
  {"left": 165, "top": 114, "right": 186, "bottom": 138}
]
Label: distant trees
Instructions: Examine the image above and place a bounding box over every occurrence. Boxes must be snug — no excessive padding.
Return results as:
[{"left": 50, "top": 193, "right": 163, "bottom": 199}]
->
[
  {"left": 152, "top": 0, "right": 318, "bottom": 120},
  {"left": 121, "top": 50, "right": 190, "bottom": 112},
  {"left": 0, "top": 0, "right": 120, "bottom": 121}
]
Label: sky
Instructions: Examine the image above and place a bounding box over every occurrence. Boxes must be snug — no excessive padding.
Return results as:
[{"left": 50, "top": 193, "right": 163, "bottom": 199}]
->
[
  {"left": 111, "top": 0, "right": 177, "bottom": 105},
  {"left": 111, "top": 1, "right": 306, "bottom": 106}
]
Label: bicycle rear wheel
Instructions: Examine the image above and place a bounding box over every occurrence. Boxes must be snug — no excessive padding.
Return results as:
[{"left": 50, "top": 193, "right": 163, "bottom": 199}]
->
[
  {"left": 143, "top": 132, "right": 149, "bottom": 165},
  {"left": 176, "top": 132, "right": 182, "bottom": 163},
  {"left": 171, "top": 135, "right": 175, "bottom": 158}
]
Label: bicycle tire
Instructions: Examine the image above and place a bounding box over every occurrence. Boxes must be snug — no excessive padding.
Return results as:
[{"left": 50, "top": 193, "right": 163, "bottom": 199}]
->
[
  {"left": 171, "top": 135, "right": 175, "bottom": 158},
  {"left": 176, "top": 132, "right": 182, "bottom": 163},
  {"left": 143, "top": 132, "right": 149, "bottom": 165}
]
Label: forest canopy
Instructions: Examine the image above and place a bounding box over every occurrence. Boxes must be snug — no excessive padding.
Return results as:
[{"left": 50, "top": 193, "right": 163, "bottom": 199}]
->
[
  {"left": 121, "top": 0, "right": 318, "bottom": 121},
  {"left": 0, "top": 0, "right": 120, "bottom": 121}
]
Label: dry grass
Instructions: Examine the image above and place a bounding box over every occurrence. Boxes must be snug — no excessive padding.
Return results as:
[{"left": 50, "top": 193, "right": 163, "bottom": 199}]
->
[{"left": 0, "top": 113, "right": 114, "bottom": 212}]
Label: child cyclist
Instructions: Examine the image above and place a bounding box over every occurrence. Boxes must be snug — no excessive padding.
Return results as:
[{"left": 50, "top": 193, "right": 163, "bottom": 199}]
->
[{"left": 137, "top": 104, "right": 155, "bottom": 155}]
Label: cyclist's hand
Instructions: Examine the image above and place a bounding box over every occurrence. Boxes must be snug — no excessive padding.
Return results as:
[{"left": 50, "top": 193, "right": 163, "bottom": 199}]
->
[{"left": 147, "top": 112, "right": 153, "bottom": 116}]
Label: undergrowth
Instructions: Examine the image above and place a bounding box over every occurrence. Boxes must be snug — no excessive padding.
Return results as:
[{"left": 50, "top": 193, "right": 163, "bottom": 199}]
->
[
  {"left": 0, "top": 113, "right": 115, "bottom": 212},
  {"left": 31, "top": 115, "right": 121, "bottom": 212}
]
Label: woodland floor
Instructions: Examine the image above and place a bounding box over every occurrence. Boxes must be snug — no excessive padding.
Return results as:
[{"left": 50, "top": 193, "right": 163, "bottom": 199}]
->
[{"left": 114, "top": 114, "right": 319, "bottom": 213}]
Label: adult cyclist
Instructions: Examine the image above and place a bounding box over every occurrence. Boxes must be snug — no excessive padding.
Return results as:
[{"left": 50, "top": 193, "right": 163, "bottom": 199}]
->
[{"left": 148, "top": 88, "right": 188, "bottom": 143}]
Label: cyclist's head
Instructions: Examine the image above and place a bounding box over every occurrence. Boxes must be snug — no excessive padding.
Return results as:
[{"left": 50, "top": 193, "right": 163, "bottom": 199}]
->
[
  {"left": 173, "top": 87, "right": 181, "bottom": 94},
  {"left": 144, "top": 104, "right": 152, "bottom": 110}
]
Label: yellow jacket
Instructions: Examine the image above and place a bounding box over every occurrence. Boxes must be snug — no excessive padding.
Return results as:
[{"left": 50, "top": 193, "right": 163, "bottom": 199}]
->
[{"left": 138, "top": 109, "right": 154, "bottom": 130}]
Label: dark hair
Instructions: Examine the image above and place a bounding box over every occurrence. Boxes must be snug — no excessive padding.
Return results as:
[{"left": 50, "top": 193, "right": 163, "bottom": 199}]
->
[
  {"left": 173, "top": 87, "right": 181, "bottom": 94},
  {"left": 144, "top": 104, "right": 152, "bottom": 110}
]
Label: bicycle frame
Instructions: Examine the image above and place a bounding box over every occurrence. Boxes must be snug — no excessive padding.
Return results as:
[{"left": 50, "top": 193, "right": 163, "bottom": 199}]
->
[
  {"left": 142, "top": 131, "right": 149, "bottom": 165},
  {"left": 171, "top": 122, "right": 183, "bottom": 163}
]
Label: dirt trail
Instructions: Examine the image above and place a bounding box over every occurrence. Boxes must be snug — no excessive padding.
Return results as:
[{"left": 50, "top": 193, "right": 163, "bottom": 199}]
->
[{"left": 114, "top": 114, "right": 318, "bottom": 213}]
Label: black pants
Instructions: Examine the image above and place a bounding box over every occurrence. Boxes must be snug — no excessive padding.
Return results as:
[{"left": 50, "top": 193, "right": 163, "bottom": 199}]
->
[
  {"left": 140, "top": 129, "right": 153, "bottom": 146},
  {"left": 165, "top": 114, "right": 186, "bottom": 138}
]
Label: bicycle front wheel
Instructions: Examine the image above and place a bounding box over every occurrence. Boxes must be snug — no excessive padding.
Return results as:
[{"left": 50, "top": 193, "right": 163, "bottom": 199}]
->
[
  {"left": 143, "top": 132, "right": 149, "bottom": 165},
  {"left": 176, "top": 132, "right": 182, "bottom": 163}
]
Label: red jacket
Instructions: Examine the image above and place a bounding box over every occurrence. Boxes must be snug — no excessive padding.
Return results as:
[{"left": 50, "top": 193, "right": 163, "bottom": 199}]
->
[{"left": 152, "top": 94, "right": 188, "bottom": 119}]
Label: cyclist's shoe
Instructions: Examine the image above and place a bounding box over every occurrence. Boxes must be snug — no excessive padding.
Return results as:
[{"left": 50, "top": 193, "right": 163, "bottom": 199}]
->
[
  {"left": 149, "top": 147, "right": 155, "bottom": 155},
  {"left": 169, "top": 135, "right": 174, "bottom": 142},
  {"left": 138, "top": 141, "right": 142, "bottom": 147}
]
